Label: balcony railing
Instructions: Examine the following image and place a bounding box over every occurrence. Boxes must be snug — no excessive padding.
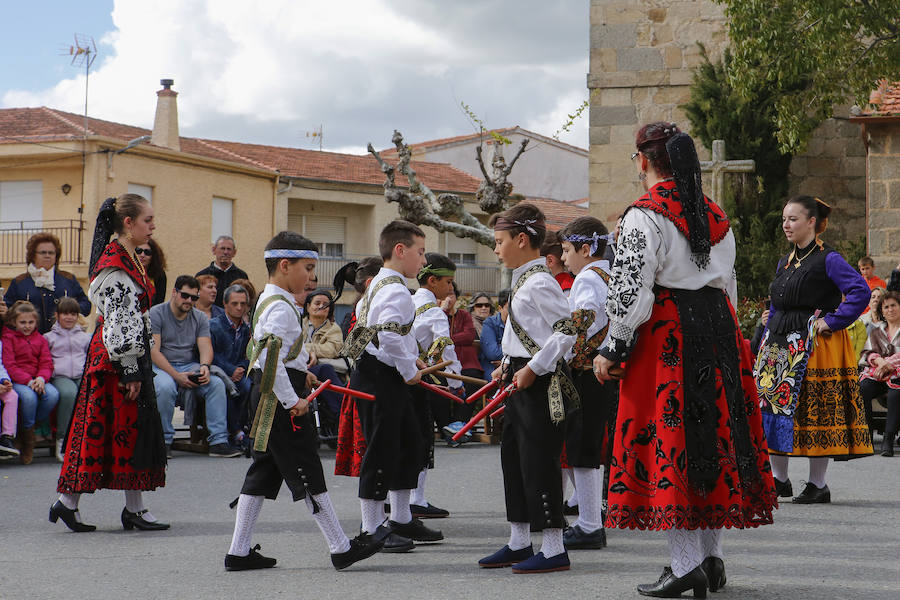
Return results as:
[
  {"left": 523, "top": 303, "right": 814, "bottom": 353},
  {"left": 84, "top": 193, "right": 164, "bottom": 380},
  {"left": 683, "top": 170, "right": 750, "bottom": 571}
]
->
[
  {"left": 314, "top": 254, "right": 505, "bottom": 298},
  {"left": 0, "top": 220, "right": 85, "bottom": 265}
]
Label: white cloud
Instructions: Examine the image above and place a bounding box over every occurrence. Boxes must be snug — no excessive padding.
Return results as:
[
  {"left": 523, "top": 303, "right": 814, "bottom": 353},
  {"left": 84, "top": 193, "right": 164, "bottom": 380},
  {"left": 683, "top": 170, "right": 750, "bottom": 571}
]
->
[{"left": 3, "top": 0, "right": 588, "bottom": 152}]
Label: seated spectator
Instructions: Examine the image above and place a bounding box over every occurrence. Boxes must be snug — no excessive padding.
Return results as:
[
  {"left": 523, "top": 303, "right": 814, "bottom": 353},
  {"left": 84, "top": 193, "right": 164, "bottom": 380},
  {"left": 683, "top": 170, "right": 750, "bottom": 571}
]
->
[
  {"left": 862, "top": 287, "right": 886, "bottom": 335},
  {"left": 231, "top": 278, "right": 257, "bottom": 324},
  {"left": 859, "top": 256, "right": 887, "bottom": 293},
  {"left": 303, "top": 289, "right": 345, "bottom": 419},
  {"left": 150, "top": 275, "right": 240, "bottom": 458},
  {"left": 469, "top": 292, "right": 495, "bottom": 338},
  {"left": 1, "top": 301, "right": 59, "bottom": 464},
  {"left": 444, "top": 282, "right": 483, "bottom": 433},
  {"left": 44, "top": 298, "right": 91, "bottom": 462},
  {"left": 479, "top": 288, "right": 509, "bottom": 378},
  {"left": 136, "top": 238, "right": 168, "bottom": 306},
  {"left": 196, "top": 236, "right": 249, "bottom": 307},
  {"left": 195, "top": 274, "right": 225, "bottom": 320},
  {"left": 0, "top": 340, "right": 19, "bottom": 460},
  {"left": 859, "top": 290, "right": 900, "bottom": 457},
  {"left": 4, "top": 233, "right": 91, "bottom": 334},
  {"left": 209, "top": 284, "right": 252, "bottom": 449}
]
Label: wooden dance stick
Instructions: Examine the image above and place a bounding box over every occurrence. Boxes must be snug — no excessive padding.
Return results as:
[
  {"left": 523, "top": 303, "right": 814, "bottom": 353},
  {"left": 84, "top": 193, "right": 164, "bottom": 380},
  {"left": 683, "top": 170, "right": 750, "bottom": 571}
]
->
[
  {"left": 436, "top": 371, "right": 489, "bottom": 386},
  {"left": 304, "top": 380, "right": 333, "bottom": 403},
  {"left": 452, "top": 382, "right": 517, "bottom": 441},
  {"left": 489, "top": 405, "right": 505, "bottom": 419},
  {"left": 418, "top": 360, "right": 453, "bottom": 378},
  {"left": 465, "top": 378, "right": 500, "bottom": 404},
  {"left": 418, "top": 380, "right": 465, "bottom": 404},
  {"left": 327, "top": 382, "right": 376, "bottom": 402}
]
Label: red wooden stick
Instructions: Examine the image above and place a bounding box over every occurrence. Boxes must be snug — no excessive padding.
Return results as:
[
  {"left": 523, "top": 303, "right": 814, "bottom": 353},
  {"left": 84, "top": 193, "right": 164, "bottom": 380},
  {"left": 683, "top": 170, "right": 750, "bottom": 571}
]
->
[
  {"left": 305, "top": 380, "right": 332, "bottom": 403},
  {"left": 489, "top": 405, "right": 505, "bottom": 419},
  {"left": 452, "top": 383, "right": 516, "bottom": 441},
  {"left": 327, "top": 383, "right": 376, "bottom": 402},
  {"left": 466, "top": 378, "right": 499, "bottom": 404},
  {"left": 418, "top": 380, "right": 465, "bottom": 404}
]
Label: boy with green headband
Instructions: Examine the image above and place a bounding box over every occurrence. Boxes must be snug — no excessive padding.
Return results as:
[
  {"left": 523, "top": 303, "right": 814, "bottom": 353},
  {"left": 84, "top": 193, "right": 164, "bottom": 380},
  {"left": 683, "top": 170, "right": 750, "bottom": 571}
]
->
[{"left": 226, "top": 231, "right": 382, "bottom": 572}]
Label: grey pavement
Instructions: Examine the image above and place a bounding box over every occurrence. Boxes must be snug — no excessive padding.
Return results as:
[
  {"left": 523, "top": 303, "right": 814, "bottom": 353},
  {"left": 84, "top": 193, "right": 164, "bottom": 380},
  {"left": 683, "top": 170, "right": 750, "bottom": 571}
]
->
[{"left": 1, "top": 439, "right": 899, "bottom": 599}]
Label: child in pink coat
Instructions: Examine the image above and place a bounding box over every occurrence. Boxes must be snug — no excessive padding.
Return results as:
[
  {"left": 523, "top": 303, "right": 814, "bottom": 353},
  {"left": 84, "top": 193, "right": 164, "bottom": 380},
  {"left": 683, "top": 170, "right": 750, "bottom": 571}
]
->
[{"left": 0, "top": 339, "right": 20, "bottom": 460}]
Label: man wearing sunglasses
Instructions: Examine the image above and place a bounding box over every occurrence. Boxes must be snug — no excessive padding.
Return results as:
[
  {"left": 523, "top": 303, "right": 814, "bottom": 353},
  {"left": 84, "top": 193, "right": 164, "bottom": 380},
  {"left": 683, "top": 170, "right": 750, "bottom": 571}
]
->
[{"left": 150, "top": 275, "right": 241, "bottom": 458}]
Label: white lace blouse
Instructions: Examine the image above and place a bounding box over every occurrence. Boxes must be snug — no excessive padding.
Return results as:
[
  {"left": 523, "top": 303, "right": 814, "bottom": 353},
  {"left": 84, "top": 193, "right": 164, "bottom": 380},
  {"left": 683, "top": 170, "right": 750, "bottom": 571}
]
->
[{"left": 89, "top": 267, "right": 152, "bottom": 377}]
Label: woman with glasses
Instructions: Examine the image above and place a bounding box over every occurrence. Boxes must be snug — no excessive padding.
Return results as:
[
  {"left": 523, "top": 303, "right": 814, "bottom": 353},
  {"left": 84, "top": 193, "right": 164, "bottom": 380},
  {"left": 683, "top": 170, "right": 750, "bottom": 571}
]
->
[
  {"left": 135, "top": 238, "right": 168, "bottom": 306},
  {"left": 468, "top": 292, "right": 494, "bottom": 338},
  {"left": 4, "top": 233, "right": 91, "bottom": 334}
]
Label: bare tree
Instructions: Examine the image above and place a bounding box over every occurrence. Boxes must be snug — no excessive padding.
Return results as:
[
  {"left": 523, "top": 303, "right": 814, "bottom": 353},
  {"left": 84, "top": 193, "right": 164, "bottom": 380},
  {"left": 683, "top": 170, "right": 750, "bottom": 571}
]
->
[{"left": 475, "top": 138, "right": 528, "bottom": 214}]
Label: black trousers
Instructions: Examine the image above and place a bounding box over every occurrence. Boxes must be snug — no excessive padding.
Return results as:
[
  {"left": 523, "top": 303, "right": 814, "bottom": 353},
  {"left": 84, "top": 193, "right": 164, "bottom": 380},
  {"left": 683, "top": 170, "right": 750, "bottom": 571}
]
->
[
  {"left": 351, "top": 353, "right": 425, "bottom": 499},
  {"left": 240, "top": 369, "right": 326, "bottom": 501},
  {"left": 411, "top": 385, "right": 435, "bottom": 468},
  {"left": 501, "top": 358, "right": 565, "bottom": 530},
  {"left": 860, "top": 378, "right": 900, "bottom": 434},
  {"left": 565, "top": 368, "right": 617, "bottom": 468}
]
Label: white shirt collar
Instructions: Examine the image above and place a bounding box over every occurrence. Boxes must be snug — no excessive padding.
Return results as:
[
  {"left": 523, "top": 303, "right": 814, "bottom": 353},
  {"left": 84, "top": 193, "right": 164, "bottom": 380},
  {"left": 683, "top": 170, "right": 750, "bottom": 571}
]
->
[{"left": 511, "top": 257, "right": 547, "bottom": 279}]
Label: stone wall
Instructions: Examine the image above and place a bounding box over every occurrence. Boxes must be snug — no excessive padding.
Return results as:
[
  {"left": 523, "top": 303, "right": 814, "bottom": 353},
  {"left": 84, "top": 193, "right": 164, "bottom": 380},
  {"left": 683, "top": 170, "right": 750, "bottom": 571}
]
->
[{"left": 861, "top": 122, "right": 900, "bottom": 278}]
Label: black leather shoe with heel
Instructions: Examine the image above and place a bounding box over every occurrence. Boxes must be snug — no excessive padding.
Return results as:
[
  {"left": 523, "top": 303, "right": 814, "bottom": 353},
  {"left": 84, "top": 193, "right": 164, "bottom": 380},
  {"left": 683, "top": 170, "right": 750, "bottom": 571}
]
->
[
  {"left": 701, "top": 557, "right": 726, "bottom": 592},
  {"left": 49, "top": 500, "right": 96, "bottom": 532},
  {"left": 637, "top": 566, "right": 708, "bottom": 598},
  {"left": 121, "top": 507, "right": 170, "bottom": 530}
]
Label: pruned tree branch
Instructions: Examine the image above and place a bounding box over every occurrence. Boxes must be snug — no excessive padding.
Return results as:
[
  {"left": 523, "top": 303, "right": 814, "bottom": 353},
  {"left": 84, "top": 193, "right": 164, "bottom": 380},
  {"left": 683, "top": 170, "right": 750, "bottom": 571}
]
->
[{"left": 475, "top": 138, "right": 528, "bottom": 213}]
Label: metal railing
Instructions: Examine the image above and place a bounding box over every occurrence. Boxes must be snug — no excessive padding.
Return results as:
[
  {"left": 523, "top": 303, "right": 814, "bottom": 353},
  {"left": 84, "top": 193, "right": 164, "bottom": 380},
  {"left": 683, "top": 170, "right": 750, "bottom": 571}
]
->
[
  {"left": 0, "top": 220, "right": 85, "bottom": 265},
  {"left": 313, "top": 254, "right": 504, "bottom": 298}
]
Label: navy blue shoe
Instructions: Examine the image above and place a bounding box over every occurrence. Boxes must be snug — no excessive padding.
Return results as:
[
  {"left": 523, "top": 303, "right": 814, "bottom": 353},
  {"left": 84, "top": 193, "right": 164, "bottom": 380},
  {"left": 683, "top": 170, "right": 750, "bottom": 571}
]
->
[
  {"left": 511, "top": 551, "right": 570, "bottom": 574},
  {"left": 478, "top": 544, "right": 534, "bottom": 568}
]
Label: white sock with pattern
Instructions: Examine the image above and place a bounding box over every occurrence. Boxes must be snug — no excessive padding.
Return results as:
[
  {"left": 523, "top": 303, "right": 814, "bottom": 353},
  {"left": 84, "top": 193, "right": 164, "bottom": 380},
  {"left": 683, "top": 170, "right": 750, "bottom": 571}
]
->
[
  {"left": 564, "top": 468, "right": 578, "bottom": 507},
  {"left": 388, "top": 489, "right": 412, "bottom": 524},
  {"left": 770, "top": 454, "right": 789, "bottom": 482},
  {"left": 508, "top": 521, "right": 531, "bottom": 551},
  {"left": 573, "top": 467, "right": 602, "bottom": 532},
  {"left": 667, "top": 529, "right": 704, "bottom": 578},
  {"left": 360, "top": 498, "right": 383, "bottom": 535},
  {"left": 228, "top": 494, "right": 264, "bottom": 556},
  {"left": 700, "top": 528, "right": 724, "bottom": 559},
  {"left": 540, "top": 528, "right": 565, "bottom": 558},
  {"left": 410, "top": 469, "right": 428, "bottom": 506},
  {"left": 807, "top": 457, "right": 829, "bottom": 488},
  {"left": 124, "top": 490, "right": 157, "bottom": 522},
  {"left": 306, "top": 492, "right": 351, "bottom": 554}
]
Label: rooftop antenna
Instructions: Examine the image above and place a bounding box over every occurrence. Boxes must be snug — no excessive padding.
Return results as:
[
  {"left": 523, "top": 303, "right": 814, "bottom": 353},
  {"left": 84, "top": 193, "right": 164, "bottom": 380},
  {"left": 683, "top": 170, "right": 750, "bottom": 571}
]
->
[
  {"left": 306, "top": 125, "right": 323, "bottom": 151},
  {"left": 62, "top": 34, "right": 97, "bottom": 263}
]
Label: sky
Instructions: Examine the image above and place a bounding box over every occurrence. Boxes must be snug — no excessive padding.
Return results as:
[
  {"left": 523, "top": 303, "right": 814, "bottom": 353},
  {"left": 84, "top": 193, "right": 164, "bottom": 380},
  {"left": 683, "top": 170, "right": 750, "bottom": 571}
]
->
[{"left": 1, "top": 0, "right": 589, "bottom": 155}]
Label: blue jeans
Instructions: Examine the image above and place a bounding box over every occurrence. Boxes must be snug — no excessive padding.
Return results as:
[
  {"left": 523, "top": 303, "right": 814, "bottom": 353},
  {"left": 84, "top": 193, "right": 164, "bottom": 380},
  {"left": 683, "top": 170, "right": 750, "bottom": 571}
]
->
[
  {"left": 13, "top": 382, "right": 59, "bottom": 430},
  {"left": 153, "top": 363, "right": 229, "bottom": 446}
]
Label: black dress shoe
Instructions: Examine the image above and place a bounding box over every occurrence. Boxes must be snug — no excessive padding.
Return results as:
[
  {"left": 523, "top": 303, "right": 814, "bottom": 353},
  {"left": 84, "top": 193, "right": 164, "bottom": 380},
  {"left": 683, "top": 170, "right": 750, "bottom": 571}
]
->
[
  {"left": 332, "top": 533, "right": 384, "bottom": 570},
  {"left": 701, "top": 556, "right": 726, "bottom": 592},
  {"left": 882, "top": 433, "right": 895, "bottom": 457},
  {"left": 369, "top": 524, "right": 414, "bottom": 553},
  {"left": 637, "top": 566, "right": 708, "bottom": 598},
  {"left": 773, "top": 477, "right": 793, "bottom": 498},
  {"left": 49, "top": 500, "right": 96, "bottom": 533},
  {"left": 563, "top": 524, "right": 607, "bottom": 549},
  {"left": 388, "top": 517, "right": 443, "bottom": 542},
  {"left": 792, "top": 482, "right": 830, "bottom": 504},
  {"left": 121, "top": 507, "right": 170, "bottom": 530},
  {"left": 410, "top": 502, "right": 450, "bottom": 519},
  {"left": 225, "top": 544, "right": 277, "bottom": 571}
]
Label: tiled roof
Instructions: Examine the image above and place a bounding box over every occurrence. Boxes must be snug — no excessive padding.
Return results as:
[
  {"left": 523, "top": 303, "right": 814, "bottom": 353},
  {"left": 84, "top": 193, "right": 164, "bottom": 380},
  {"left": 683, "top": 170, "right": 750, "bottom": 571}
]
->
[
  {"left": 860, "top": 80, "right": 900, "bottom": 116},
  {"left": 519, "top": 196, "right": 590, "bottom": 231},
  {"left": 0, "top": 107, "right": 481, "bottom": 193},
  {"left": 380, "top": 126, "right": 588, "bottom": 157}
]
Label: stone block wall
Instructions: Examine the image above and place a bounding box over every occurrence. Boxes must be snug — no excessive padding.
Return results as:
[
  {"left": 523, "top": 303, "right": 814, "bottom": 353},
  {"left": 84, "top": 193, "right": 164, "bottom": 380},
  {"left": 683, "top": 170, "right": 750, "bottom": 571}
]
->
[{"left": 862, "top": 122, "right": 900, "bottom": 278}]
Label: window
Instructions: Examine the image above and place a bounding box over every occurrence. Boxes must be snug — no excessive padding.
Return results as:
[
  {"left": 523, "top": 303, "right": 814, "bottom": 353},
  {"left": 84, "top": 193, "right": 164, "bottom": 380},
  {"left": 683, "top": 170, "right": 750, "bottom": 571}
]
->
[
  {"left": 0, "top": 180, "right": 42, "bottom": 229},
  {"left": 449, "top": 252, "right": 477, "bottom": 265},
  {"left": 446, "top": 232, "right": 478, "bottom": 265},
  {"left": 211, "top": 197, "right": 234, "bottom": 242},
  {"left": 288, "top": 214, "right": 346, "bottom": 257},
  {"left": 127, "top": 183, "right": 153, "bottom": 204}
]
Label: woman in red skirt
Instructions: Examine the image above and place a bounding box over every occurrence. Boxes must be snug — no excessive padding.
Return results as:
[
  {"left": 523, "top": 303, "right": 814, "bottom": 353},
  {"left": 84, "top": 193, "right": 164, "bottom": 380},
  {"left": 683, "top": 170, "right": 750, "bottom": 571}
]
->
[
  {"left": 594, "top": 123, "right": 777, "bottom": 598},
  {"left": 51, "top": 194, "right": 168, "bottom": 532}
]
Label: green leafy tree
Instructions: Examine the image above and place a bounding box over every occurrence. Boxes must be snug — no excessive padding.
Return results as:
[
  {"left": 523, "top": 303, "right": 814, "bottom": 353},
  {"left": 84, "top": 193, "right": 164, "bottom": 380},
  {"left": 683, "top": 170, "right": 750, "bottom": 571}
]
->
[{"left": 717, "top": 0, "right": 900, "bottom": 152}]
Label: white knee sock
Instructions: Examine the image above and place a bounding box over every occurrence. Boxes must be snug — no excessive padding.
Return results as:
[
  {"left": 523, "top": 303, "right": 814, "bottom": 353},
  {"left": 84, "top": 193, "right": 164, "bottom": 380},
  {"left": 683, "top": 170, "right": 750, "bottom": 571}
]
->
[
  {"left": 410, "top": 469, "right": 428, "bottom": 507},
  {"left": 306, "top": 492, "right": 351, "bottom": 554},
  {"left": 807, "top": 457, "right": 829, "bottom": 488},
  {"left": 564, "top": 468, "right": 578, "bottom": 506},
  {"left": 508, "top": 521, "right": 531, "bottom": 551},
  {"left": 58, "top": 493, "right": 80, "bottom": 510},
  {"left": 388, "top": 489, "right": 412, "bottom": 524},
  {"left": 229, "top": 494, "right": 264, "bottom": 556},
  {"left": 699, "top": 528, "right": 724, "bottom": 560},
  {"left": 124, "top": 490, "right": 157, "bottom": 522},
  {"left": 540, "top": 528, "right": 565, "bottom": 558},
  {"left": 573, "top": 467, "right": 603, "bottom": 532},
  {"left": 667, "top": 529, "right": 704, "bottom": 578},
  {"left": 769, "top": 454, "right": 789, "bottom": 482},
  {"left": 360, "top": 498, "right": 384, "bottom": 535}
]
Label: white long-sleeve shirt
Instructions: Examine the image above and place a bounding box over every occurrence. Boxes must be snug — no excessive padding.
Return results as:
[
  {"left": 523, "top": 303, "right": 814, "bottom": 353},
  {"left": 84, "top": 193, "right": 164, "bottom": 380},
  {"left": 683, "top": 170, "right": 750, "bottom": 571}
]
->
[
  {"left": 569, "top": 259, "right": 611, "bottom": 341},
  {"left": 89, "top": 267, "right": 152, "bottom": 378},
  {"left": 502, "top": 257, "right": 576, "bottom": 375},
  {"left": 412, "top": 287, "right": 463, "bottom": 389},
  {"left": 364, "top": 267, "right": 418, "bottom": 382},
  {"left": 250, "top": 283, "right": 307, "bottom": 410}
]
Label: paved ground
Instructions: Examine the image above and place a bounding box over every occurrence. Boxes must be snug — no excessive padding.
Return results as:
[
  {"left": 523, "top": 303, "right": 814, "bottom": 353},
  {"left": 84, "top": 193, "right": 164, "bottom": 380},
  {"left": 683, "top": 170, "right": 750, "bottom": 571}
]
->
[{"left": 1, "top": 438, "right": 898, "bottom": 599}]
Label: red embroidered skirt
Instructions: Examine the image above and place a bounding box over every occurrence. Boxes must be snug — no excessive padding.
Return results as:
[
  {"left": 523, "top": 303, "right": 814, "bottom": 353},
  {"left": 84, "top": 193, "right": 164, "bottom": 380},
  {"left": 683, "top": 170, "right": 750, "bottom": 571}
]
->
[
  {"left": 606, "top": 288, "right": 777, "bottom": 531},
  {"left": 334, "top": 394, "right": 366, "bottom": 477}
]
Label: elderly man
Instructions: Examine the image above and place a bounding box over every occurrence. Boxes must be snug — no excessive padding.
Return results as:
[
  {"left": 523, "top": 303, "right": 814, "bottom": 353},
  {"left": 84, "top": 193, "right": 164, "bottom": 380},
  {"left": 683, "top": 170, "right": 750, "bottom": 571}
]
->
[
  {"left": 209, "top": 284, "right": 252, "bottom": 449},
  {"left": 196, "top": 236, "right": 249, "bottom": 307},
  {"left": 150, "top": 275, "right": 241, "bottom": 458}
]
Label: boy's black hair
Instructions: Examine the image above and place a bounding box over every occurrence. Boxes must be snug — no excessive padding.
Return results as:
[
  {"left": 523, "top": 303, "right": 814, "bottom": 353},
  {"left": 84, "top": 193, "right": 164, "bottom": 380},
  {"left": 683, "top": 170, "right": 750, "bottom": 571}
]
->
[
  {"left": 859, "top": 256, "right": 875, "bottom": 267},
  {"left": 264, "top": 230, "right": 318, "bottom": 275},
  {"left": 489, "top": 202, "right": 546, "bottom": 249},
  {"left": 559, "top": 216, "right": 610, "bottom": 258},
  {"left": 497, "top": 288, "right": 511, "bottom": 307},
  {"left": 173, "top": 274, "right": 200, "bottom": 291},
  {"left": 353, "top": 257, "right": 384, "bottom": 294},
  {"left": 379, "top": 220, "right": 425, "bottom": 260},
  {"left": 416, "top": 252, "right": 456, "bottom": 285},
  {"left": 540, "top": 230, "right": 563, "bottom": 258}
]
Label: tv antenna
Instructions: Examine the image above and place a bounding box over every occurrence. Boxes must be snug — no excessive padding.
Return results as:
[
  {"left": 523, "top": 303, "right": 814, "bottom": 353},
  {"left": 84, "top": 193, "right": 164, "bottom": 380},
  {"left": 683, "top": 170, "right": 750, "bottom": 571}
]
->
[{"left": 306, "top": 125, "right": 323, "bottom": 151}]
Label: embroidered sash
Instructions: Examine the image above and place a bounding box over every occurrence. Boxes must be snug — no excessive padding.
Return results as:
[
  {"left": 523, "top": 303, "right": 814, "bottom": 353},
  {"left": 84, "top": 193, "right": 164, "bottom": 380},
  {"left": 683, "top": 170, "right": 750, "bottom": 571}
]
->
[
  {"left": 508, "top": 264, "right": 579, "bottom": 424},
  {"left": 571, "top": 265, "right": 611, "bottom": 370},
  {"left": 340, "top": 275, "right": 413, "bottom": 360}
]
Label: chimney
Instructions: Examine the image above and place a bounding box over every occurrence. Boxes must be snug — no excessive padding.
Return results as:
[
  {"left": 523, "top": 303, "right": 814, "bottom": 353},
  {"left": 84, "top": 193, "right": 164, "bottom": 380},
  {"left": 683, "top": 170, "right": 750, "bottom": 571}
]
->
[{"left": 151, "top": 78, "right": 180, "bottom": 151}]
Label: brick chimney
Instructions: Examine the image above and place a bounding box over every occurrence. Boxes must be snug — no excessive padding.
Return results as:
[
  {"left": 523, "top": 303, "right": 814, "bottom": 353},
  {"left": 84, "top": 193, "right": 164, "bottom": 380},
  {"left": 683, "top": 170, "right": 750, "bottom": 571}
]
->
[{"left": 151, "top": 78, "right": 180, "bottom": 151}]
